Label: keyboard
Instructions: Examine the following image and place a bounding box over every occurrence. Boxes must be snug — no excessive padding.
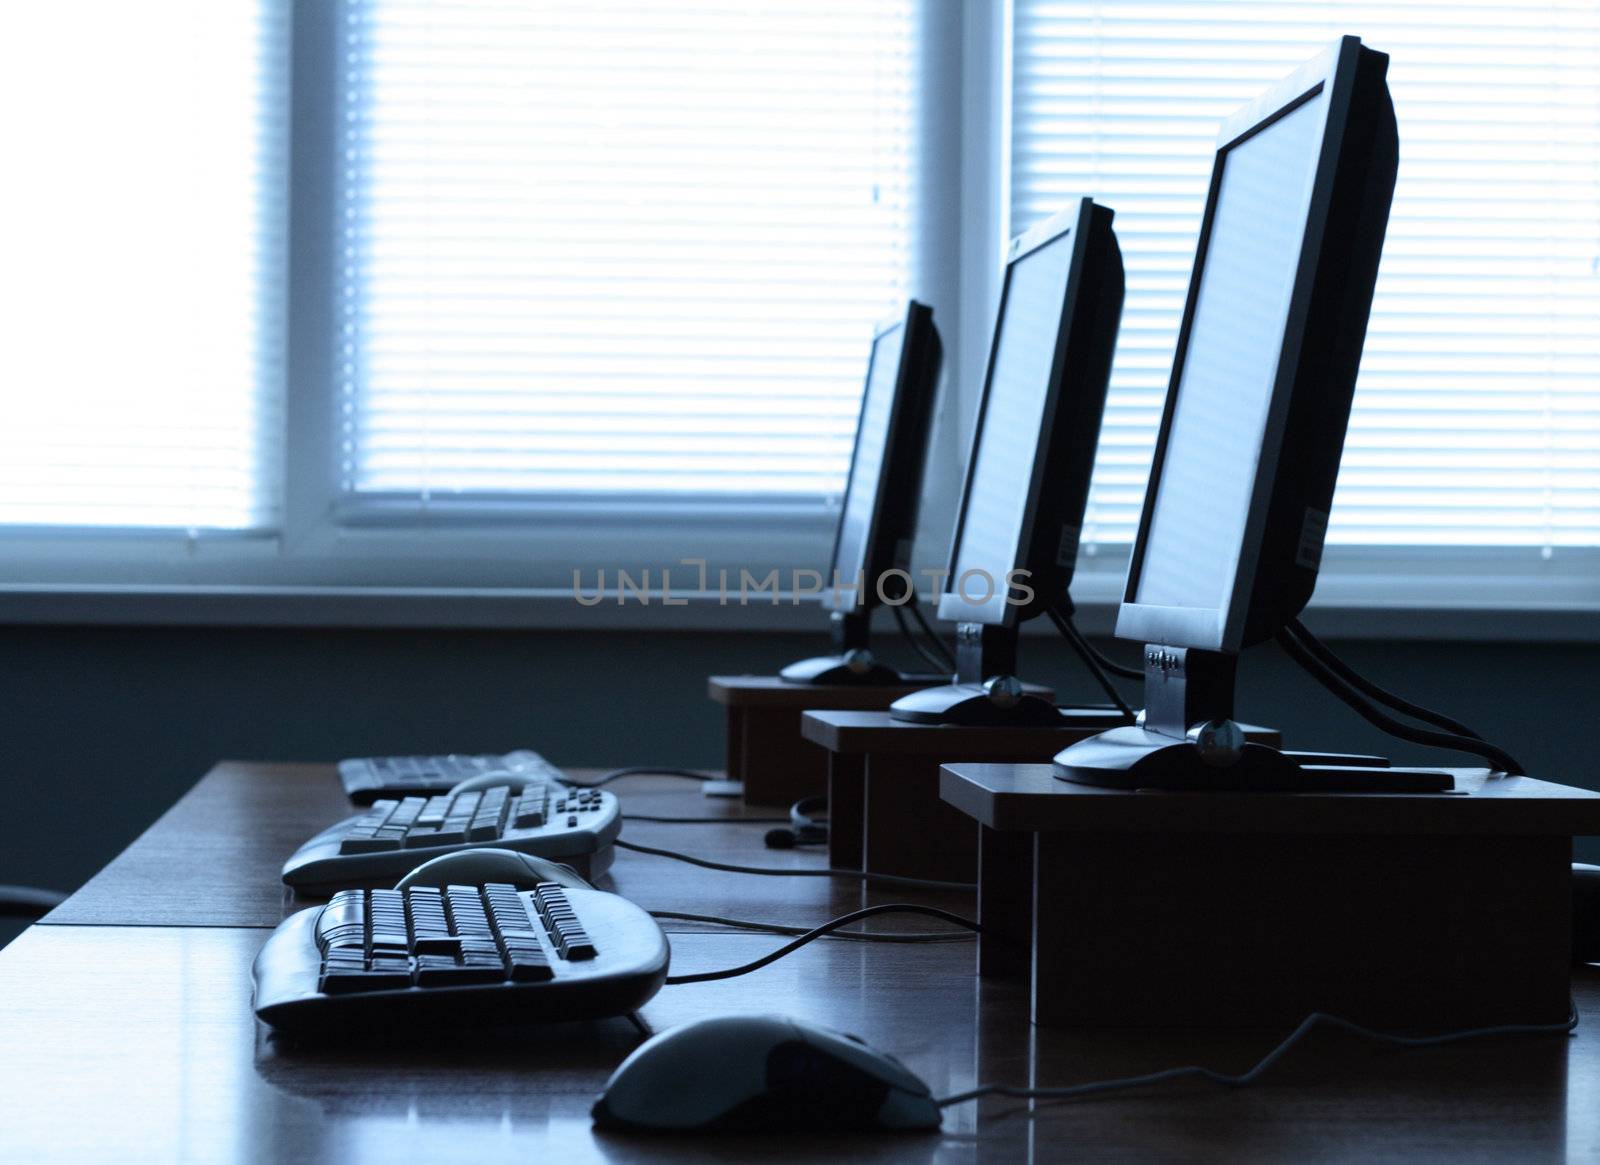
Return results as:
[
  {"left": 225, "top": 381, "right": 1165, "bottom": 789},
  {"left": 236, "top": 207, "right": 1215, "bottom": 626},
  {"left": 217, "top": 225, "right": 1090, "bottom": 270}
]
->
[
  {"left": 252, "top": 882, "right": 670, "bottom": 1035},
  {"left": 282, "top": 783, "right": 621, "bottom": 894},
  {"left": 339, "top": 749, "right": 568, "bottom": 805}
]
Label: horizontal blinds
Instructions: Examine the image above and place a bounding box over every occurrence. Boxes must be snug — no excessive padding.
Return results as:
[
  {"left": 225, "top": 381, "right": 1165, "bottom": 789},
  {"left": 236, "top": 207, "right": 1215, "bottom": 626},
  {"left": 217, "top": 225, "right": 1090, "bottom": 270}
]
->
[
  {"left": 0, "top": 2, "right": 287, "bottom": 531},
  {"left": 1013, "top": 1, "right": 1600, "bottom": 552},
  {"left": 342, "top": 0, "right": 918, "bottom": 502}
]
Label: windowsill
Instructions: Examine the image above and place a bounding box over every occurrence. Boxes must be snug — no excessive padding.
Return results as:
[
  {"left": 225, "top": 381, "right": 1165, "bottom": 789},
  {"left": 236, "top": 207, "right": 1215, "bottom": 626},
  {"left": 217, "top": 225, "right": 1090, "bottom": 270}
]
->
[{"left": 0, "top": 582, "right": 1596, "bottom": 643}]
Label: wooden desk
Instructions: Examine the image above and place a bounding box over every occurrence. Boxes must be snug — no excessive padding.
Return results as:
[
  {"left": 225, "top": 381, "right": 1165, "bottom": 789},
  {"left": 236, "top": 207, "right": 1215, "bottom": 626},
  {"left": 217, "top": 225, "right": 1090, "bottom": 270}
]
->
[
  {"left": 43, "top": 762, "right": 968, "bottom": 932},
  {"left": 799, "top": 711, "right": 1098, "bottom": 882},
  {"left": 942, "top": 762, "right": 1600, "bottom": 1029},
  {"left": 5, "top": 759, "right": 1598, "bottom": 1161},
  {"left": 708, "top": 675, "right": 934, "bottom": 805},
  {"left": 801, "top": 713, "right": 1280, "bottom": 882}
]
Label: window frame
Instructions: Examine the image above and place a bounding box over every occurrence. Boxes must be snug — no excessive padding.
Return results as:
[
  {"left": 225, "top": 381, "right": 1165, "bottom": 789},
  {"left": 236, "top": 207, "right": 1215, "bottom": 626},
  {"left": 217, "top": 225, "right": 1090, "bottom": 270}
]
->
[{"left": 0, "top": 0, "right": 1595, "bottom": 637}]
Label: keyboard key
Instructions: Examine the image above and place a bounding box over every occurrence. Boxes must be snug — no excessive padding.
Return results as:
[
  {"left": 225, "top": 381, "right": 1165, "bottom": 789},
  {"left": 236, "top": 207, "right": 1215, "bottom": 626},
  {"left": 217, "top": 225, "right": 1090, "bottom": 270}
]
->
[
  {"left": 416, "top": 796, "right": 451, "bottom": 828},
  {"left": 512, "top": 793, "right": 546, "bottom": 829},
  {"left": 467, "top": 787, "right": 510, "bottom": 841},
  {"left": 446, "top": 886, "right": 494, "bottom": 938},
  {"left": 316, "top": 890, "right": 367, "bottom": 952},
  {"left": 339, "top": 802, "right": 402, "bottom": 854},
  {"left": 415, "top": 960, "right": 504, "bottom": 987}
]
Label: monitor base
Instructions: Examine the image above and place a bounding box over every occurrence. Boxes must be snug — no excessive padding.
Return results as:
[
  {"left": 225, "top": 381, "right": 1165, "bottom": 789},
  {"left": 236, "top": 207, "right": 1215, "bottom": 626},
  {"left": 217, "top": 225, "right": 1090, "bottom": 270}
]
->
[
  {"left": 1053, "top": 725, "right": 1454, "bottom": 793},
  {"left": 778, "top": 655, "right": 921, "bottom": 686},
  {"left": 889, "top": 682, "right": 1125, "bottom": 729}
]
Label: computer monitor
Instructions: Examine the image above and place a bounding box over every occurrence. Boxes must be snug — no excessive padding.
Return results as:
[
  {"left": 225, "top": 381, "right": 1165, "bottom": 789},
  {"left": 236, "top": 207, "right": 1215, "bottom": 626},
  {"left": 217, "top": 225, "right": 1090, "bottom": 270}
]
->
[
  {"left": 779, "top": 301, "right": 942, "bottom": 685},
  {"left": 889, "top": 198, "right": 1125, "bottom": 725},
  {"left": 1055, "top": 37, "right": 1448, "bottom": 792},
  {"left": 1118, "top": 35, "right": 1394, "bottom": 656}
]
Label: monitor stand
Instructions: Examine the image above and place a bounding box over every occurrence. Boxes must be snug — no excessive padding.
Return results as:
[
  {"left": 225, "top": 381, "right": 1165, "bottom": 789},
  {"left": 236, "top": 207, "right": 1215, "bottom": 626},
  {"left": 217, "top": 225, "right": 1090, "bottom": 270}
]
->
[
  {"left": 1053, "top": 645, "right": 1454, "bottom": 792},
  {"left": 889, "top": 622, "right": 1126, "bottom": 729},
  {"left": 779, "top": 610, "right": 921, "bottom": 686}
]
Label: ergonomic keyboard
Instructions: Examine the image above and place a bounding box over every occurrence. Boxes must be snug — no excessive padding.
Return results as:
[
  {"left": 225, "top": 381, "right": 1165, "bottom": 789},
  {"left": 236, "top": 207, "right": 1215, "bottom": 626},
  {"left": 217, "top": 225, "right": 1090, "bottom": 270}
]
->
[
  {"left": 252, "top": 882, "right": 670, "bottom": 1035},
  {"left": 283, "top": 784, "right": 620, "bottom": 894},
  {"left": 339, "top": 749, "right": 567, "bottom": 805}
]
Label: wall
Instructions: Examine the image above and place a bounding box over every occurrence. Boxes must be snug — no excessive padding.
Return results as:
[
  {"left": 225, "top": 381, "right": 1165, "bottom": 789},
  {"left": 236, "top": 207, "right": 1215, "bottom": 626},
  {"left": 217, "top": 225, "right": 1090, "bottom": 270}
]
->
[{"left": 3, "top": 621, "right": 1596, "bottom": 907}]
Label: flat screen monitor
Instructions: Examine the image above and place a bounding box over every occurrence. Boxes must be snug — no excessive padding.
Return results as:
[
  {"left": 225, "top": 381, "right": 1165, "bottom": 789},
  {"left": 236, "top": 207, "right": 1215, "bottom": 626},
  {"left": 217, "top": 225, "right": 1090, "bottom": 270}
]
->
[
  {"left": 1117, "top": 36, "right": 1398, "bottom": 653},
  {"left": 935, "top": 198, "right": 1123, "bottom": 627},
  {"left": 822, "top": 301, "right": 941, "bottom": 613}
]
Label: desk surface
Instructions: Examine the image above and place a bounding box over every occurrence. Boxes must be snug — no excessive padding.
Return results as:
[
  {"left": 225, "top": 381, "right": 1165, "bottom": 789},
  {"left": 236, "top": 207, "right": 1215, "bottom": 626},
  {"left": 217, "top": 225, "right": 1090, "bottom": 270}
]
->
[
  {"left": 45, "top": 762, "right": 962, "bottom": 931},
  {"left": 7, "top": 760, "right": 1600, "bottom": 1162},
  {"left": 941, "top": 762, "right": 1600, "bottom": 835},
  {"left": 708, "top": 675, "right": 931, "bottom": 707}
]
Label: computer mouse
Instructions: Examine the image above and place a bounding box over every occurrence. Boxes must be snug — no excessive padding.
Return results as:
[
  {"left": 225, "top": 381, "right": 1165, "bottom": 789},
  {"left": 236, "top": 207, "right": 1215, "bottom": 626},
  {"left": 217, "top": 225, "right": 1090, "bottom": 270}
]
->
[
  {"left": 1574, "top": 863, "right": 1600, "bottom": 966},
  {"left": 448, "top": 770, "right": 550, "bottom": 796},
  {"left": 591, "top": 1015, "right": 941, "bottom": 1134},
  {"left": 394, "top": 847, "right": 592, "bottom": 892}
]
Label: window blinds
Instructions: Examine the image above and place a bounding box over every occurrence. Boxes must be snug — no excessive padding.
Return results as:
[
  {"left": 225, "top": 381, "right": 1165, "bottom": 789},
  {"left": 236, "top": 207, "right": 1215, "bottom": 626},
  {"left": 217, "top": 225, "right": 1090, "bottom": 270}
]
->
[
  {"left": 1012, "top": 1, "right": 1600, "bottom": 553},
  {"left": 341, "top": 0, "right": 919, "bottom": 504},
  {"left": 0, "top": 2, "right": 288, "bottom": 531}
]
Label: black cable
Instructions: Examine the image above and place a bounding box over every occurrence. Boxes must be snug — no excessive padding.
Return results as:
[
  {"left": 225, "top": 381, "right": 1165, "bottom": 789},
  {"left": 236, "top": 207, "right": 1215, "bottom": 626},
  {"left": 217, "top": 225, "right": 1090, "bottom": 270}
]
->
[
  {"left": 613, "top": 838, "right": 975, "bottom": 892},
  {"left": 1046, "top": 607, "right": 1137, "bottom": 722},
  {"left": 649, "top": 910, "right": 976, "bottom": 944},
  {"left": 1276, "top": 630, "right": 1525, "bottom": 775},
  {"left": 664, "top": 904, "right": 981, "bottom": 984},
  {"left": 564, "top": 767, "right": 717, "bottom": 788},
  {"left": 936, "top": 1001, "right": 1577, "bottom": 1108},
  {"left": 1285, "top": 618, "right": 1485, "bottom": 740},
  {"left": 893, "top": 602, "right": 957, "bottom": 675},
  {"left": 1059, "top": 611, "right": 1143, "bottom": 681},
  {"left": 0, "top": 885, "right": 66, "bottom": 920},
  {"left": 906, "top": 596, "right": 958, "bottom": 670},
  {"left": 624, "top": 814, "right": 788, "bottom": 824}
]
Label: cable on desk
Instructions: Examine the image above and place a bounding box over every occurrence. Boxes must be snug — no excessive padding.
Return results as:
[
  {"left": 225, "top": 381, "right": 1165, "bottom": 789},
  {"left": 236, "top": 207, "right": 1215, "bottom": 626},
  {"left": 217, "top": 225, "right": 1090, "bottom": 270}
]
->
[
  {"left": 624, "top": 814, "right": 789, "bottom": 825},
  {"left": 613, "top": 838, "right": 975, "bottom": 892},
  {"left": 1052, "top": 608, "right": 1144, "bottom": 682},
  {"left": 907, "top": 598, "right": 958, "bottom": 669},
  {"left": 650, "top": 909, "right": 977, "bottom": 943},
  {"left": 564, "top": 767, "right": 719, "bottom": 788},
  {"left": 1047, "top": 607, "right": 1137, "bottom": 722},
  {"left": 664, "top": 904, "right": 981, "bottom": 984},
  {"left": 894, "top": 602, "right": 957, "bottom": 675},
  {"left": 1275, "top": 628, "right": 1525, "bottom": 775},
  {"left": 935, "top": 1002, "right": 1578, "bottom": 1109},
  {"left": 1284, "top": 618, "right": 1486, "bottom": 740},
  {"left": 0, "top": 885, "right": 66, "bottom": 920}
]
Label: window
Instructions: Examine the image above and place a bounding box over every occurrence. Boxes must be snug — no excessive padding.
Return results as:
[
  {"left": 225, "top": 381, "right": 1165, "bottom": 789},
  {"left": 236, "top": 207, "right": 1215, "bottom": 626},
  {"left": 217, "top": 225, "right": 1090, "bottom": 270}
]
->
[
  {"left": 0, "top": 1, "right": 288, "bottom": 532},
  {"left": 1012, "top": 1, "right": 1600, "bottom": 566},
  {"left": 1, "top": 3, "right": 1595, "bottom": 625},
  {"left": 339, "top": 0, "right": 920, "bottom": 509}
]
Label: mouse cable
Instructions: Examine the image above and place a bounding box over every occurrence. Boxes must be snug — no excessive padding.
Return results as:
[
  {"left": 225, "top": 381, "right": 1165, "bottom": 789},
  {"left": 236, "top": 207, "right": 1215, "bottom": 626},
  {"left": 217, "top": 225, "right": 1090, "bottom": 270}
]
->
[
  {"left": 564, "top": 767, "right": 718, "bottom": 788},
  {"left": 935, "top": 1001, "right": 1578, "bottom": 1109},
  {"left": 906, "top": 596, "right": 958, "bottom": 670},
  {"left": 612, "top": 838, "right": 975, "bottom": 893},
  {"left": 1284, "top": 618, "right": 1486, "bottom": 740},
  {"left": 663, "top": 904, "right": 981, "bottom": 984},
  {"left": 1046, "top": 607, "right": 1137, "bottom": 722},
  {"left": 1052, "top": 607, "right": 1144, "bottom": 682},
  {"left": 1275, "top": 629, "right": 1525, "bottom": 775},
  {"left": 650, "top": 910, "right": 976, "bottom": 944},
  {"left": 894, "top": 602, "right": 957, "bottom": 675},
  {"left": 623, "top": 813, "right": 790, "bottom": 824}
]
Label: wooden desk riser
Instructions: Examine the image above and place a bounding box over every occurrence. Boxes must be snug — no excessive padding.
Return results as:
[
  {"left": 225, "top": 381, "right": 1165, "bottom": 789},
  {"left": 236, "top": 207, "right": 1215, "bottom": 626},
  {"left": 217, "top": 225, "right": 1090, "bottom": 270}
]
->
[
  {"left": 707, "top": 675, "right": 937, "bottom": 807},
  {"left": 800, "top": 712, "right": 1278, "bottom": 884},
  {"left": 9, "top": 760, "right": 1600, "bottom": 1160},
  {"left": 942, "top": 762, "right": 1600, "bottom": 1031}
]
